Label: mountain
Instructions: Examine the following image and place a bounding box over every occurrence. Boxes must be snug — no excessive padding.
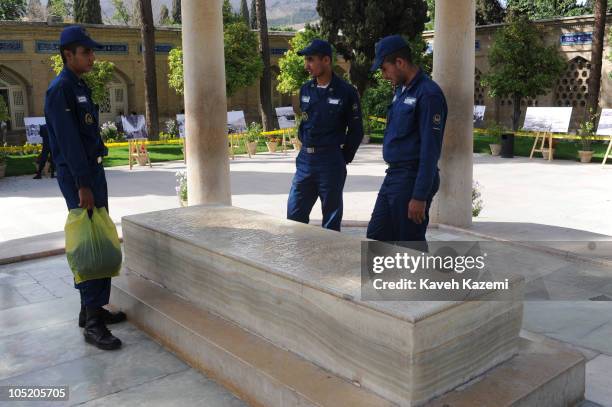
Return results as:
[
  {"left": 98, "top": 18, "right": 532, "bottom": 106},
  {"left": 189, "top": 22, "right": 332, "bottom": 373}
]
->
[{"left": 93, "top": 0, "right": 319, "bottom": 28}]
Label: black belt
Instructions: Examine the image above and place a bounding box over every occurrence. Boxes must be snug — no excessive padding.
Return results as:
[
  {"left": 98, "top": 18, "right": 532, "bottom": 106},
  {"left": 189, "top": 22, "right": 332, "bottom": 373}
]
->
[
  {"left": 386, "top": 160, "right": 419, "bottom": 169},
  {"left": 301, "top": 145, "right": 340, "bottom": 154}
]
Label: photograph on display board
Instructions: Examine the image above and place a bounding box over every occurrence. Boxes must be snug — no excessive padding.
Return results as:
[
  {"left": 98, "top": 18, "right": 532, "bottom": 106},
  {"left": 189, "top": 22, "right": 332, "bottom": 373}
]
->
[
  {"left": 227, "top": 111, "right": 247, "bottom": 134},
  {"left": 23, "top": 117, "right": 47, "bottom": 145},
  {"left": 473, "top": 105, "right": 486, "bottom": 129},
  {"left": 596, "top": 109, "right": 612, "bottom": 136},
  {"left": 121, "top": 115, "right": 148, "bottom": 139},
  {"left": 275, "top": 106, "right": 296, "bottom": 129},
  {"left": 522, "top": 107, "right": 573, "bottom": 133},
  {"left": 176, "top": 114, "right": 185, "bottom": 138}
]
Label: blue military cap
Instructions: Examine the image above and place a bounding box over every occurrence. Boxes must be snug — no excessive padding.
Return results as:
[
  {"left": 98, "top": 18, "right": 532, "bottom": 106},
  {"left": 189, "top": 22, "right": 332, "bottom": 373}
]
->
[
  {"left": 60, "top": 25, "right": 102, "bottom": 49},
  {"left": 297, "top": 39, "right": 332, "bottom": 58},
  {"left": 371, "top": 35, "right": 409, "bottom": 71}
]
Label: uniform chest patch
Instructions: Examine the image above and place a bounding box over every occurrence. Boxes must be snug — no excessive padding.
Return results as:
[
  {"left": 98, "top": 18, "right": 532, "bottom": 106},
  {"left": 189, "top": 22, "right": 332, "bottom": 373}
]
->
[
  {"left": 84, "top": 113, "right": 94, "bottom": 125},
  {"left": 328, "top": 98, "right": 340, "bottom": 105},
  {"left": 404, "top": 97, "right": 416, "bottom": 105},
  {"left": 77, "top": 95, "right": 88, "bottom": 103},
  {"left": 301, "top": 96, "right": 310, "bottom": 103}
]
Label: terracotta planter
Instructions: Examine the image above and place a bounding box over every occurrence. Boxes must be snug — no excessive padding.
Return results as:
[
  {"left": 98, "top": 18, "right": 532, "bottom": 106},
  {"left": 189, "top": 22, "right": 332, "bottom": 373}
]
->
[
  {"left": 578, "top": 150, "right": 593, "bottom": 163},
  {"left": 290, "top": 138, "right": 302, "bottom": 151},
  {"left": 266, "top": 141, "right": 278, "bottom": 153},
  {"left": 136, "top": 156, "right": 148, "bottom": 166},
  {"left": 489, "top": 144, "right": 502, "bottom": 156},
  {"left": 247, "top": 141, "right": 258, "bottom": 156},
  {"left": 179, "top": 198, "right": 188, "bottom": 207},
  {"left": 541, "top": 148, "right": 555, "bottom": 160},
  {"left": 0, "top": 162, "right": 5, "bottom": 178}
]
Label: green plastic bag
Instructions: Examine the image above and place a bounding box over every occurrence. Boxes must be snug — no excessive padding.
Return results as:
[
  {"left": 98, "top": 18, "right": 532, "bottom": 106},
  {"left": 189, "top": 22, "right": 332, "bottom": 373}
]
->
[{"left": 65, "top": 207, "right": 122, "bottom": 284}]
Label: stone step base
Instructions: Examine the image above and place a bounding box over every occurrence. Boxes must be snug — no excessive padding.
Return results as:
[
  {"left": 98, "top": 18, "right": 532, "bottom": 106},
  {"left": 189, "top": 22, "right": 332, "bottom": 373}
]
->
[
  {"left": 111, "top": 272, "right": 585, "bottom": 407},
  {"left": 111, "top": 272, "right": 394, "bottom": 407}
]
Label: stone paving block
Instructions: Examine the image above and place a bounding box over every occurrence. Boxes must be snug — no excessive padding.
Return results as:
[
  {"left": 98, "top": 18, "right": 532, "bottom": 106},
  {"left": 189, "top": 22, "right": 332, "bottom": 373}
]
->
[
  {"left": 0, "top": 285, "right": 28, "bottom": 311},
  {"left": 80, "top": 369, "right": 247, "bottom": 407},
  {"left": 0, "top": 339, "right": 189, "bottom": 406},
  {"left": 0, "top": 295, "right": 80, "bottom": 338},
  {"left": 14, "top": 282, "right": 56, "bottom": 303},
  {"left": 0, "top": 319, "right": 145, "bottom": 380},
  {"left": 586, "top": 355, "right": 612, "bottom": 407}
]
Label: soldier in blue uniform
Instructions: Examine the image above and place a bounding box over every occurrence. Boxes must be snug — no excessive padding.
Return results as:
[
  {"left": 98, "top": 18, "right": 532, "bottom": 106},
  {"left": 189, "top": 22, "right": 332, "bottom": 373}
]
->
[
  {"left": 367, "top": 35, "right": 448, "bottom": 243},
  {"left": 45, "top": 26, "right": 125, "bottom": 350},
  {"left": 287, "top": 39, "right": 363, "bottom": 231}
]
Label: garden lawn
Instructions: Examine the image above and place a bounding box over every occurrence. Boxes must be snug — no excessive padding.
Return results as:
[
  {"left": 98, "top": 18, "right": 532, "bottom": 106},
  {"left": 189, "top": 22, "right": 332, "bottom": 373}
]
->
[
  {"left": 3, "top": 141, "right": 288, "bottom": 177},
  {"left": 369, "top": 131, "right": 610, "bottom": 163}
]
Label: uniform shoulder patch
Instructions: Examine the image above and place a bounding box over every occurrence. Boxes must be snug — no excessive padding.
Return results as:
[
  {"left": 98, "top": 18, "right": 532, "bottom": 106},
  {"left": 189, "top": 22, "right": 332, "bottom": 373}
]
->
[{"left": 433, "top": 113, "right": 442, "bottom": 125}]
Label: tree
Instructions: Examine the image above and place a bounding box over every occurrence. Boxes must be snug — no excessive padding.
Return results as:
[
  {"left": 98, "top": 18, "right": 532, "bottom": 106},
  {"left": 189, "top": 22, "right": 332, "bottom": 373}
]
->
[
  {"left": 481, "top": 14, "right": 565, "bottom": 131},
  {"left": 476, "top": 0, "right": 505, "bottom": 25},
  {"left": 74, "top": 0, "right": 102, "bottom": 24},
  {"left": 139, "top": 0, "right": 159, "bottom": 139},
  {"left": 317, "top": 0, "right": 428, "bottom": 96},
  {"left": 26, "top": 0, "right": 44, "bottom": 21},
  {"left": 167, "top": 21, "right": 263, "bottom": 97},
  {"left": 586, "top": 0, "right": 607, "bottom": 119},
  {"left": 276, "top": 25, "right": 322, "bottom": 95},
  {"left": 171, "top": 0, "right": 180, "bottom": 24},
  {"left": 47, "top": 0, "right": 71, "bottom": 21},
  {"left": 505, "top": 0, "right": 591, "bottom": 20},
  {"left": 250, "top": 0, "right": 257, "bottom": 28},
  {"left": 50, "top": 55, "right": 115, "bottom": 105},
  {"left": 0, "top": 0, "right": 26, "bottom": 20},
  {"left": 256, "top": 0, "right": 275, "bottom": 130},
  {"left": 158, "top": 4, "right": 170, "bottom": 25},
  {"left": 240, "top": 0, "right": 250, "bottom": 26},
  {"left": 111, "top": 0, "right": 131, "bottom": 25}
]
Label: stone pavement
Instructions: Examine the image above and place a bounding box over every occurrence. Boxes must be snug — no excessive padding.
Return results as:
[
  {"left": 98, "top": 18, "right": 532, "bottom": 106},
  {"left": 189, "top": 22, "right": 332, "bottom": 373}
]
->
[
  {"left": 1, "top": 226, "right": 611, "bottom": 406},
  {"left": 2, "top": 145, "right": 612, "bottom": 242}
]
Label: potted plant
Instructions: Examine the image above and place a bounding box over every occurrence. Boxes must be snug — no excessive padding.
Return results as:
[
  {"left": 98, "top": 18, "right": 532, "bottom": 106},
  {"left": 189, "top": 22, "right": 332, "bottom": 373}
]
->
[
  {"left": 266, "top": 137, "right": 279, "bottom": 153},
  {"left": 245, "top": 122, "right": 262, "bottom": 156},
  {"left": 0, "top": 150, "right": 7, "bottom": 178},
  {"left": 175, "top": 170, "right": 188, "bottom": 206},
  {"left": 486, "top": 122, "right": 504, "bottom": 156},
  {"left": 577, "top": 112, "right": 597, "bottom": 163}
]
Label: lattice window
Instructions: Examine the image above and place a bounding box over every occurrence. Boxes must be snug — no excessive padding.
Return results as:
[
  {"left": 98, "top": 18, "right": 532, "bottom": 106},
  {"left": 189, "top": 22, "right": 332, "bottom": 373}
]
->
[
  {"left": 474, "top": 69, "right": 485, "bottom": 105},
  {"left": 99, "top": 90, "right": 111, "bottom": 113},
  {"left": 14, "top": 111, "right": 24, "bottom": 128},
  {"left": 12, "top": 89, "right": 23, "bottom": 106},
  {"left": 115, "top": 88, "right": 124, "bottom": 103},
  {"left": 555, "top": 57, "right": 590, "bottom": 108},
  {"left": 0, "top": 70, "right": 18, "bottom": 86}
]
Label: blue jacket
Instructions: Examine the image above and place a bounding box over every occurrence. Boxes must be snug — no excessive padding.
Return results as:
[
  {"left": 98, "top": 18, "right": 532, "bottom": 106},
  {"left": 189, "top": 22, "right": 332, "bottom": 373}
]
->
[
  {"left": 44, "top": 68, "right": 104, "bottom": 188},
  {"left": 298, "top": 73, "right": 364, "bottom": 163},
  {"left": 383, "top": 69, "right": 447, "bottom": 201}
]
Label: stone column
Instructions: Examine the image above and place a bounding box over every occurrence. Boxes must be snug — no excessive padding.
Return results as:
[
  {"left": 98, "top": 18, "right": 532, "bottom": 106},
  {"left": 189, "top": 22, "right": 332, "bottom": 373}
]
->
[
  {"left": 182, "top": 0, "right": 231, "bottom": 205},
  {"left": 430, "top": 0, "right": 475, "bottom": 228}
]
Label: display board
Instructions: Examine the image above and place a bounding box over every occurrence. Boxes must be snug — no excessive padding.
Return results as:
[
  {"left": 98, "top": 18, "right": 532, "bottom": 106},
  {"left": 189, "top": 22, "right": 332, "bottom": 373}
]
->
[
  {"left": 522, "top": 107, "right": 572, "bottom": 133},
  {"left": 24, "top": 117, "right": 46, "bottom": 145},
  {"left": 121, "top": 115, "right": 148, "bottom": 139},
  {"left": 275, "top": 106, "right": 296, "bottom": 129}
]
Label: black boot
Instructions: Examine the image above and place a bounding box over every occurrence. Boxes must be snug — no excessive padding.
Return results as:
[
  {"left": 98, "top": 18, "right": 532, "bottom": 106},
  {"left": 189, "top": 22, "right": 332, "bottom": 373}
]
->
[
  {"left": 32, "top": 172, "right": 42, "bottom": 179},
  {"left": 83, "top": 307, "right": 122, "bottom": 350},
  {"left": 79, "top": 305, "right": 127, "bottom": 327}
]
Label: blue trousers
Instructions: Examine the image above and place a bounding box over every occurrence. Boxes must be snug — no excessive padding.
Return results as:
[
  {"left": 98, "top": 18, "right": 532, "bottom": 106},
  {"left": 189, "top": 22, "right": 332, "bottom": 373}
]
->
[
  {"left": 57, "top": 163, "right": 111, "bottom": 308},
  {"left": 287, "top": 149, "right": 347, "bottom": 231},
  {"left": 367, "top": 168, "right": 439, "bottom": 242}
]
